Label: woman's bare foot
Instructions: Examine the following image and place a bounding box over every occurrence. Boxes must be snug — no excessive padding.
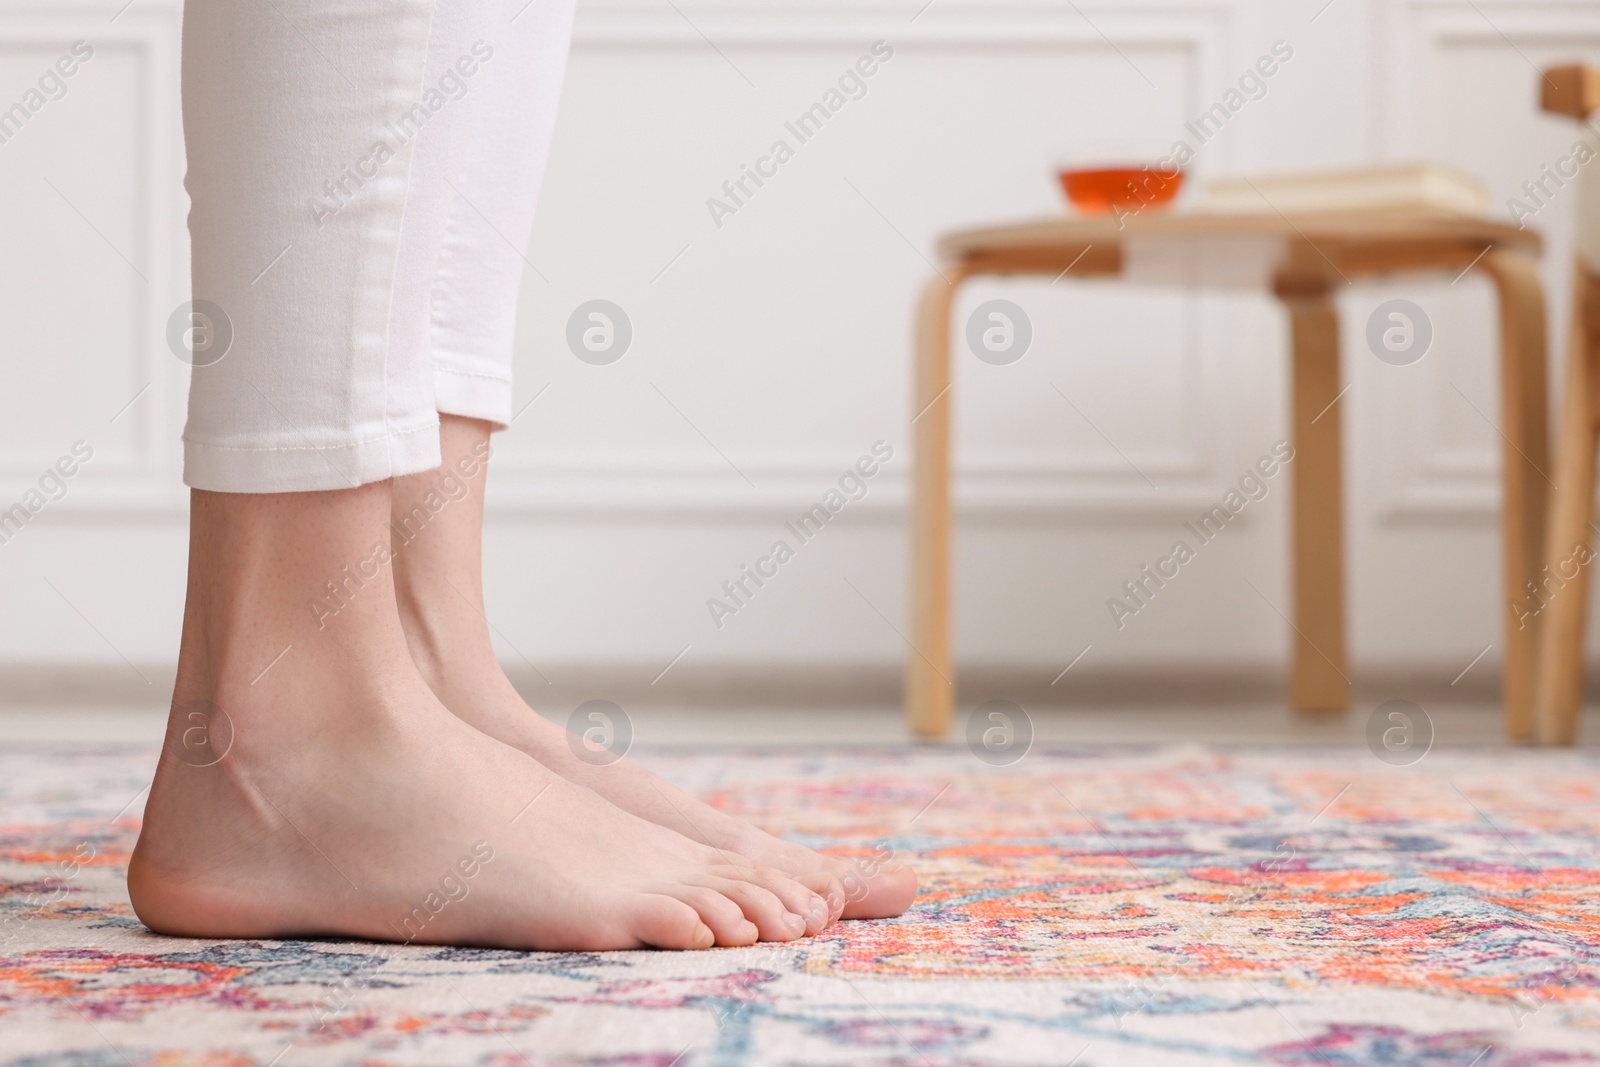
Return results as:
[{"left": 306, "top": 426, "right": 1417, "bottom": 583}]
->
[
  {"left": 388, "top": 418, "right": 918, "bottom": 921},
  {"left": 130, "top": 483, "right": 835, "bottom": 950}
]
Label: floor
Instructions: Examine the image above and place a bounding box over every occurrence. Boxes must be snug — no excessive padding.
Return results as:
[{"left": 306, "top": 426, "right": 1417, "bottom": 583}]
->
[
  {"left": 4, "top": 703, "right": 1600, "bottom": 1066},
  {"left": 4, "top": 698, "right": 1590, "bottom": 746}
]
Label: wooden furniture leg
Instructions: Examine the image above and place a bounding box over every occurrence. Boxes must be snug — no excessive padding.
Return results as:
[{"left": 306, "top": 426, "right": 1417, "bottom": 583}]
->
[
  {"left": 1532, "top": 264, "right": 1600, "bottom": 745},
  {"left": 1477, "top": 249, "right": 1551, "bottom": 741},
  {"left": 1276, "top": 283, "right": 1348, "bottom": 712},
  {"left": 907, "top": 266, "right": 965, "bottom": 738}
]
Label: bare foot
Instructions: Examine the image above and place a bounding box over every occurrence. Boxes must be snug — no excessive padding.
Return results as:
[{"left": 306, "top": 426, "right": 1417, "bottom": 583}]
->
[
  {"left": 388, "top": 681, "right": 914, "bottom": 922},
  {"left": 390, "top": 419, "right": 918, "bottom": 921},
  {"left": 130, "top": 484, "right": 834, "bottom": 950}
]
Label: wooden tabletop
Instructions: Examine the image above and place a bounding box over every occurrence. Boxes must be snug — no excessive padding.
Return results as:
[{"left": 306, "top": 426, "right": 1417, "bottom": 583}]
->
[{"left": 938, "top": 210, "right": 1541, "bottom": 289}]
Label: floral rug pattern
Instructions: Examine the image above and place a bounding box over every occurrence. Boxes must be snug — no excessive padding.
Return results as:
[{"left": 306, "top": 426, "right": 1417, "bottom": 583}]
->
[{"left": 3, "top": 742, "right": 1600, "bottom": 1065}]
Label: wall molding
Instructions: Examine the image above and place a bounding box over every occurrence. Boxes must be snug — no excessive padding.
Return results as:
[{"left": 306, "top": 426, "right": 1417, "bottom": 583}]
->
[
  {"left": 0, "top": 5, "right": 186, "bottom": 503},
  {"left": 502, "top": 0, "right": 1244, "bottom": 515},
  {"left": 0, "top": 656, "right": 1507, "bottom": 711},
  {"left": 1372, "top": 0, "right": 1600, "bottom": 522}
]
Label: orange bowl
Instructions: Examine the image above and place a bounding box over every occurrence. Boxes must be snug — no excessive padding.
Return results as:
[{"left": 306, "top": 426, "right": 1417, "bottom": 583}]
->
[{"left": 1059, "top": 165, "right": 1183, "bottom": 216}]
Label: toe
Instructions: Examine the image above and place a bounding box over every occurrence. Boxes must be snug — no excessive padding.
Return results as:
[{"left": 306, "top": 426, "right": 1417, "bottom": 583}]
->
[
  {"left": 705, "top": 835, "right": 850, "bottom": 926},
  {"left": 835, "top": 859, "right": 918, "bottom": 920},
  {"left": 664, "top": 885, "right": 759, "bottom": 946},
  {"left": 631, "top": 894, "right": 715, "bottom": 950},
  {"left": 699, "top": 876, "right": 808, "bottom": 941},
  {"left": 712, "top": 863, "right": 831, "bottom": 935},
  {"left": 796, "top": 870, "right": 847, "bottom": 926}
]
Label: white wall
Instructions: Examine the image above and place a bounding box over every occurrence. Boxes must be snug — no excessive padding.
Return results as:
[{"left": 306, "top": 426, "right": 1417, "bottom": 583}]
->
[{"left": 1, "top": 0, "right": 1598, "bottom": 695}]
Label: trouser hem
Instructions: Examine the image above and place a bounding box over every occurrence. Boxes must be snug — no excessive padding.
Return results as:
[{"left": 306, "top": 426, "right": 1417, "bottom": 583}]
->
[
  {"left": 434, "top": 362, "right": 513, "bottom": 430},
  {"left": 182, "top": 420, "right": 442, "bottom": 493}
]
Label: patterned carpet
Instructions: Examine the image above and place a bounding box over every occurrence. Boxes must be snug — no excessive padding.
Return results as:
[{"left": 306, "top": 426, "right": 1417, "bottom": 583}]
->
[{"left": 3, "top": 741, "right": 1600, "bottom": 1066}]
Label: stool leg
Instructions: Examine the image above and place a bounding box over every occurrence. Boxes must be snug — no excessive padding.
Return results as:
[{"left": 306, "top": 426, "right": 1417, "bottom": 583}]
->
[
  {"left": 907, "top": 268, "right": 962, "bottom": 739},
  {"left": 1479, "top": 250, "right": 1551, "bottom": 742},
  {"left": 1533, "top": 265, "right": 1599, "bottom": 746},
  {"left": 1280, "top": 288, "right": 1349, "bottom": 713}
]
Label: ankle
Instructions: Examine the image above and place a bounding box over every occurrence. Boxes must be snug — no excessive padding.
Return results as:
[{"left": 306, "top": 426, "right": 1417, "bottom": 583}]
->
[
  {"left": 170, "top": 483, "right": 436, "bottom": 754},
  {"left": 184, "top": 485, "right": 408, "bottom": 659},
  {"left": 391, "top": 575, "right": 464, "bottom": 665}
]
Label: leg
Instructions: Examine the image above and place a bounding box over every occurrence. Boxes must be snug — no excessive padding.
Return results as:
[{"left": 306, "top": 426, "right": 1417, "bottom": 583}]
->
[
  {"left": 1479, "top": 249, "right": 1553, "bottom": 741},
  {"left": 429, "top": 0, "right": 577, "bottom": 425},
  {"left": 390, "top": 418, "right": 915, "bottom": 922},
  {"left": 136, "top": 0, "right": 831, "bottom": 950},
  {"left": 907, "top": 268, "right": 964, "bottom": 738},
  {"left": 1532, "top": 264, "right": 1598, "bottom": 745},
  {"left": 393, "top": 1, "right": 913, "bottom": 921},
  {"left": 1278, "top": 285, "right": 1348, "bottom": 712},
  {"left": 133, "top": 486, "right": 820, "bottom": 949},
  {"left": 180, "top": 0, "right": 492, "bottom": 489}
]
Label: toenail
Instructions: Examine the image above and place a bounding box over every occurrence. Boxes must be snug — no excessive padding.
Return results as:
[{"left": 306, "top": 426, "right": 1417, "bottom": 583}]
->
[
  {"left": 808, "top": 900, "right": 828, "bottom": 925},
  {"left": 785, "top": 912, "right": 806, "bottom": 933},
  {"left": 692, "top": 923, "right": 714, "bottom": 949},
  {"left": 826, "top": 890, "right": 844, "bottom": 913}
]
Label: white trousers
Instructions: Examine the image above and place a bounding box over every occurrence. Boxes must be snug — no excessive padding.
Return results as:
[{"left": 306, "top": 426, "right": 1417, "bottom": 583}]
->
[{"left": 180, "top": 0, "right": 574, "bottom": 493}]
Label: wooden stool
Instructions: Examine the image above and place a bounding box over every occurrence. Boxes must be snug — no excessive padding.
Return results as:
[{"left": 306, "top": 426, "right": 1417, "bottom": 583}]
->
[
  {"left": 1531, "top": 65, "right": 1600, "bottom": 745},
  {"left": 908, "top": 212, "right": 1547, "bottom": 739}
]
